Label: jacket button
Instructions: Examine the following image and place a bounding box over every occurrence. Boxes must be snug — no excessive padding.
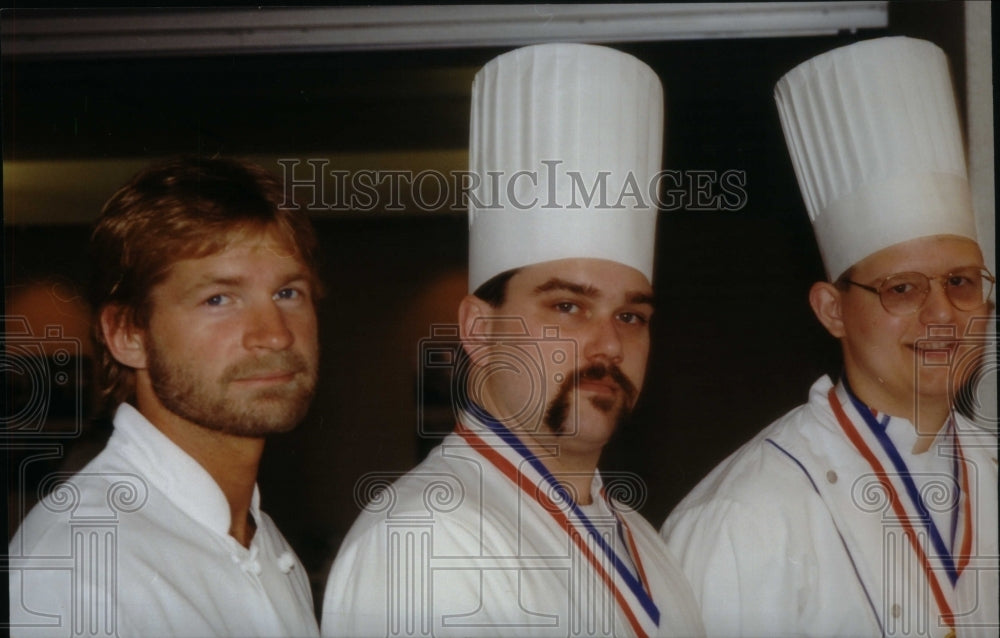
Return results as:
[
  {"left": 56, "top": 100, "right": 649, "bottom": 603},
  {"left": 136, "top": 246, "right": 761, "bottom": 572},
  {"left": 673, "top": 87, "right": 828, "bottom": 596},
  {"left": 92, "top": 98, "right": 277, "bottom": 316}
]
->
[
  {"left": 891, "top": 603, "right": 902, "bottom": 618},
  {"left": 826, "top": 470, "right": 838, "bottom": 484}
]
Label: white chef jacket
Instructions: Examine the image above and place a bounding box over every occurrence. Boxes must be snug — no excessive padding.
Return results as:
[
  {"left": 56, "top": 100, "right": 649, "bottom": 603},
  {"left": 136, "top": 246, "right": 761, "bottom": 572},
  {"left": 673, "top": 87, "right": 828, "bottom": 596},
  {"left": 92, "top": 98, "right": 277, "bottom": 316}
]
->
[
  {"left": 8, "top": 403, "right": 319, "bottom": 638},
  {"left": 322, "top": 408, "right": 705, "bottom": 638},
  {"left": 662, "top": 376, "right": 999, "bottom": 638}
]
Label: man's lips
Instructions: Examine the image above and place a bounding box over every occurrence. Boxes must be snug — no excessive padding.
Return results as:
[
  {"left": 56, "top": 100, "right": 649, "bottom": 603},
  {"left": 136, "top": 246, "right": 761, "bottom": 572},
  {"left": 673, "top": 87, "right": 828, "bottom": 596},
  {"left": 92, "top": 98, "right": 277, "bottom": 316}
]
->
[
  {"left": 571, "top": 363, "right": 636, "bottom": 401},
  {"left": 909, "top": 340, "right": 959, "bottom": 366},
  {"left": 577, "top": 378, "right": 619, "bottom": 396},
  {"left": 910, "top": 340, "right": 959, "bottom": 352},
  {"left": 232, "top": 369, "right": 301, "bottom": 384}
]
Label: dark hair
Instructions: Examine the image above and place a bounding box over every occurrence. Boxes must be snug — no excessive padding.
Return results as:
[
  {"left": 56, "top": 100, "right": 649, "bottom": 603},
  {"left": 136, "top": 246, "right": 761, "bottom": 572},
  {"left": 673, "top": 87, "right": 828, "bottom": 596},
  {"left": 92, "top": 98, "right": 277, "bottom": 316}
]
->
[
  {"left": 89, "top": 156, "right": 320, "bottom": 409},
  {"left": 472, "top": 268, "right": 520, "bottom": 308}
]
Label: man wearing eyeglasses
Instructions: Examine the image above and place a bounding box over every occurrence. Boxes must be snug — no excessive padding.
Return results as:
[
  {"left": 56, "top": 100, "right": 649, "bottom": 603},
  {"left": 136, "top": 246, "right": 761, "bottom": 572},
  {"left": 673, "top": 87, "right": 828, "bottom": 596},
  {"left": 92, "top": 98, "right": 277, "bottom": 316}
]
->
[{"left": 662, "top": 37, "right": 998, "bottom": 638}]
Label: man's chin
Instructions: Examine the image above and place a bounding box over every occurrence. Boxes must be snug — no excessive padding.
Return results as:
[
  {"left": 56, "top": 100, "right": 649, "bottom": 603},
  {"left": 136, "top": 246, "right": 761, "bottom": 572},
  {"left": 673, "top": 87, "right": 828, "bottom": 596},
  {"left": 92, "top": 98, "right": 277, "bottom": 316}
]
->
[
  {"left": 587, "top": 394, "right": 617, "bottom": 414},
  {"left": 553, "top": 396, "right": 629, "bottom": 437},
  {"left": 180, "top": 391, "right": 314, "bottom": 438},
  {"left": 915, "top": 366, "right": 962, "bottom": 395}
]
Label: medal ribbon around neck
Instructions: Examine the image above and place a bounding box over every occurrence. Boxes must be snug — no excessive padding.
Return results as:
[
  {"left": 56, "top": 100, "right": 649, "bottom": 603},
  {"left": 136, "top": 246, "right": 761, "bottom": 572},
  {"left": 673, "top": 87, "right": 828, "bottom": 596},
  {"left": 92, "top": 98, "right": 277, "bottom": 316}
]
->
[
  {"left": 829, "top": 383, "right": 974, "bottom": 630},
  {"left": 455, "top": 407, "right": 660, "bottom": 638}
]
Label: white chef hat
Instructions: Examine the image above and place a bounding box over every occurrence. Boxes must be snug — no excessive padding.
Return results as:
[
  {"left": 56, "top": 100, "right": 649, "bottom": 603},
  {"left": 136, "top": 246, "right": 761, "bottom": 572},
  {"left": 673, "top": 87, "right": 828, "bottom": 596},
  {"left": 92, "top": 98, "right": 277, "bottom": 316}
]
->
[
  {"left": 468, "top": 43, "right": 665, "bottom": 292},
  {"left": 775, "top": 36, "right": 978, "bottom": 280}
]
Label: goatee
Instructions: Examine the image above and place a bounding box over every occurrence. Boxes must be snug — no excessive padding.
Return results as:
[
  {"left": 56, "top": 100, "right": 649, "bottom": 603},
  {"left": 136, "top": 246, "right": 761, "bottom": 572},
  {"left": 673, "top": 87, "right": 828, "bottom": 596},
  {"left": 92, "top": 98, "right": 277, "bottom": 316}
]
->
[
  {"left": 147, "top": 341, "right": 317, "bottom": 437},
  {"left": 542, "top": 362, "right": 637, "bottom": 435}
]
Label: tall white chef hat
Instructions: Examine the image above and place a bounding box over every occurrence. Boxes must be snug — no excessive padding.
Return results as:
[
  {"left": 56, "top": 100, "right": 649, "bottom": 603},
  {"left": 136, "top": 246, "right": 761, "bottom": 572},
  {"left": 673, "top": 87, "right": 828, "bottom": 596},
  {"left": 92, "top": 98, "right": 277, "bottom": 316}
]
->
[
  {"left": 775, "top": 36, "right": 978, "bottom": 280},
  {"left": 468, "top": 43, "right": 665, "bottom": 292}
]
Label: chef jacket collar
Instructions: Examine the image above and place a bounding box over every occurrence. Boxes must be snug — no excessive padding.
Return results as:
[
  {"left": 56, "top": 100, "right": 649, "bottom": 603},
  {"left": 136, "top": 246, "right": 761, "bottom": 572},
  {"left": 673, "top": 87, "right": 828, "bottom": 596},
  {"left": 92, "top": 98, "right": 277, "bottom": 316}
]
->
[
  {"left": 110, "top": 402, "right": 263, "bottom": 542},
  {"left": 458, "top": 404, "right": 607, "bottom": 503}
]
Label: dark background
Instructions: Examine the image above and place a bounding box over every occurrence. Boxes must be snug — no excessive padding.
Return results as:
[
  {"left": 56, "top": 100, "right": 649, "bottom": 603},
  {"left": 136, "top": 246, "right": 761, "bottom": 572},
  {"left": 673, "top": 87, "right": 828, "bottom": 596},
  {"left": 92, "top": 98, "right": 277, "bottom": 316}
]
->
[{"left": 3, "top": 2, "right": 973, "bottom": 604}]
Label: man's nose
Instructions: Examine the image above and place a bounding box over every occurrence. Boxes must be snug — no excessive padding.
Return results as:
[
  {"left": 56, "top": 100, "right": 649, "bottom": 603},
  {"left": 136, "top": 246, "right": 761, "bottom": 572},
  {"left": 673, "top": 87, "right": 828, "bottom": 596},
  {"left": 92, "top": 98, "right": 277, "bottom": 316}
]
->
[
  {"left": 243, "top": 301, "right": 294, "bottom": 351},
  {"left": 582, "top": 315, "right": 623, "bottom": 364}
]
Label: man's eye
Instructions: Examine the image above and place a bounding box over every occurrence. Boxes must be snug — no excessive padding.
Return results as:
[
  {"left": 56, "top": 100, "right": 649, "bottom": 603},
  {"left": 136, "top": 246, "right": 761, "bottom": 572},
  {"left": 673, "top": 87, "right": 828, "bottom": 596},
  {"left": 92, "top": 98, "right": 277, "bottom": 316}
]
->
[
  {"left": 554, "top": 302, "right": 580, "bottom": 314},
  {"left": 204, "top": 294, "right": 228, "bottom": 306},
  {"left": 946, "top": 275, "right": 974, "bottom": 288},
  {"left": 275, "top": 288, "right": 301, "bottom": 301},
  {"left": 619, "top": 312, "right": 648, "bottom": 325}
]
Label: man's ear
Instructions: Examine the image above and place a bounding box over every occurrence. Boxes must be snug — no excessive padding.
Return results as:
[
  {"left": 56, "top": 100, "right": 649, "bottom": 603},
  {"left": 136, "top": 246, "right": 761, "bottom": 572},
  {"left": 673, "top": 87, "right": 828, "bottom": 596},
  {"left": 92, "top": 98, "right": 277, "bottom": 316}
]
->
[
  {"left": 458, "top": 294, "right": 492, "bottom": 361},
  {"left": 809, "top": 281, "right": 846, "bottom": 339},
  {"left": 100, "top": 305, "right": 148, "bottom": 369}
]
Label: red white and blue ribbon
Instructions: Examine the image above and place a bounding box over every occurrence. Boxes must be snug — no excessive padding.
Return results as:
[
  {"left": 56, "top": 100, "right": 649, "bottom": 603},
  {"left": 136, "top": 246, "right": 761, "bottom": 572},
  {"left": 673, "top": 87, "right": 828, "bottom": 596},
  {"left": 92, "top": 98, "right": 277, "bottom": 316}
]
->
[
  {"left": 830, "top": 381, "right": 973, "bottom": 631},
  {"left": 455, "top": 404, "right": 660, "bottom": 638}
]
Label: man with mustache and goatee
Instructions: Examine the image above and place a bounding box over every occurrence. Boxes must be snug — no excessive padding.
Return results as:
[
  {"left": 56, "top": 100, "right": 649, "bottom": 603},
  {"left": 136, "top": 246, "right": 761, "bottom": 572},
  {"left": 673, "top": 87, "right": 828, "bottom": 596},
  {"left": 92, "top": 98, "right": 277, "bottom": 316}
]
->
[
  {"left": 9, "top": 157, "right": 321, "bottom": 637},
  {"left": 321, "top": 44, "right": 704, "bottom": 638}
]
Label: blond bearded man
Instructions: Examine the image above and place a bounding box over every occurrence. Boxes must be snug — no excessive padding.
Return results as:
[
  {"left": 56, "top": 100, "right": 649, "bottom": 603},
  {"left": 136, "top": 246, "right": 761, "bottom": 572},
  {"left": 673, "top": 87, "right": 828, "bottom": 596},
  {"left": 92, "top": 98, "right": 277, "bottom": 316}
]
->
[{"left": 9, "top": 157, "right": 322, "bottom": 637}]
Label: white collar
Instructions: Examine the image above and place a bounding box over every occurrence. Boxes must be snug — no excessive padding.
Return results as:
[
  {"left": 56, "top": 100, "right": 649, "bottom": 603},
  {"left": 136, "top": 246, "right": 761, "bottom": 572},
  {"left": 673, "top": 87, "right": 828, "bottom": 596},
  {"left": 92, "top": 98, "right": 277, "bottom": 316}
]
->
[
  {"left": 109, "top": 403, "right": 262, "bottom": 542},
  {"left": 833, "top": 380, "right": 954, "bottom": 474},
  {"left": 457, "top": 407, "right": 606, "bottom": 504},
  {"left": 884, "top": 415, "right": 955, "bottom": 476}
]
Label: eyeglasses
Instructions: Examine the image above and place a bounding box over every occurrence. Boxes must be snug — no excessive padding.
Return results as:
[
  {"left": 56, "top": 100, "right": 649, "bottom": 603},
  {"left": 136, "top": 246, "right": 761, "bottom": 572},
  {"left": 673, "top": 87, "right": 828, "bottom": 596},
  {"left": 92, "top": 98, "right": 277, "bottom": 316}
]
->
[{"left": 841, "top": 266, "right": 995, "bottom": 316}]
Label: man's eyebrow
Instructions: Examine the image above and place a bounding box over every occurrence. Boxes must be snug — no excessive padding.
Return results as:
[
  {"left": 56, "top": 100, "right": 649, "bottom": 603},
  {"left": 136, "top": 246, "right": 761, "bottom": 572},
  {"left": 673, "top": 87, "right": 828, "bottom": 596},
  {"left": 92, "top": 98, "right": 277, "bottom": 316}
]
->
[
  {"left": 179, "top": 270, "right": 310, "bottom": 296},
  {"left": 627, "top": 292, "right": 655, "bottom": 306},
  {"left": 184, "top": 275, "right": 244, "bottom": 291},
  {"left": 532, "top": 278, "right": 654, "bottom": 306},
  {"left": 533, "top": 278, "right": 600, "bottom": 298}
]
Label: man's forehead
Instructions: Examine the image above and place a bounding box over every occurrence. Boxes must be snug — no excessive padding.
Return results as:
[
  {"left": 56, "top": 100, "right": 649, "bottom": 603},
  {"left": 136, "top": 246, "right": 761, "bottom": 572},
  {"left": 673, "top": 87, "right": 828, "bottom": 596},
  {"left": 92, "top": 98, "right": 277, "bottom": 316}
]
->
[
  {"left": 169, "top": 227, "right": 304, "bottom": 267},
  {"left": 223, "top": 226, "right": 303, "bottom": 256},
  {"left": 852, "top": 235, "right": 984, "bottom": 279},
  {"left": 156, "top": 228, "right": 309, "bottom": 286},
  {"left": 511, "top": 259, "right": 654, "bottom": 300}
]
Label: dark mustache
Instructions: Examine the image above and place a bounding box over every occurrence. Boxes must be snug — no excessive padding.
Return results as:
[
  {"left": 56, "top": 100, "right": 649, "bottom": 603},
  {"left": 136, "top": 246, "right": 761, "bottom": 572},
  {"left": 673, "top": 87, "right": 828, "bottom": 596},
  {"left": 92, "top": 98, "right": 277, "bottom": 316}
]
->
[
  {"left": 573, "top": 362, "right": 637, "bottom": 401},
  {"left": 542, "top": 361, "right": 638, "bottom": 434}
]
